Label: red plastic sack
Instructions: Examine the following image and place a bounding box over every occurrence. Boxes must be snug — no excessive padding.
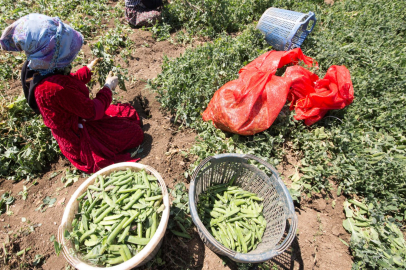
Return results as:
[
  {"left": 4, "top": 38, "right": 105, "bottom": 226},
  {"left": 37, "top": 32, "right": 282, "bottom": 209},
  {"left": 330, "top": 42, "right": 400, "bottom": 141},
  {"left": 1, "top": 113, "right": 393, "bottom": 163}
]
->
[
  {"left": 286, "top": 65, "right": 354, "bottom": 125},
  {"left": 202, "top": 48, "right": 354, "bottom": 135}
]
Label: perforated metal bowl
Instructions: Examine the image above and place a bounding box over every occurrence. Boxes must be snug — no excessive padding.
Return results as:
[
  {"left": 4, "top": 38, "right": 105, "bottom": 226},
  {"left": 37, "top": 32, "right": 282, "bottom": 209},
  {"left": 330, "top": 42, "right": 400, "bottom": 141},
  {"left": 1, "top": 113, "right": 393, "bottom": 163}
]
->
[{"left": 189, "top": 153, "right": 297, "bottom": 263}]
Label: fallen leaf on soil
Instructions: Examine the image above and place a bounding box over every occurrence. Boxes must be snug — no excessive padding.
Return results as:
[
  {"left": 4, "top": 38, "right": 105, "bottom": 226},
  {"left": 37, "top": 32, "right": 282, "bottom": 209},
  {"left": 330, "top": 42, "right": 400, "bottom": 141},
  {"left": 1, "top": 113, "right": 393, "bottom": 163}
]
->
[{"left": 57, "top": 198, "right": 65, "bottom": 206}]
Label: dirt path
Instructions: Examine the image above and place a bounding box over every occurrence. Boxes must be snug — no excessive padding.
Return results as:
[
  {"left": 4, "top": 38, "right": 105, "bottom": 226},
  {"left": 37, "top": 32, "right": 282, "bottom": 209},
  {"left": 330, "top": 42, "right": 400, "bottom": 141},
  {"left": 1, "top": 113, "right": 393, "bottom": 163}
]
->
[{"left": 0, "top": 28, "right": 352, "bottom": 270}]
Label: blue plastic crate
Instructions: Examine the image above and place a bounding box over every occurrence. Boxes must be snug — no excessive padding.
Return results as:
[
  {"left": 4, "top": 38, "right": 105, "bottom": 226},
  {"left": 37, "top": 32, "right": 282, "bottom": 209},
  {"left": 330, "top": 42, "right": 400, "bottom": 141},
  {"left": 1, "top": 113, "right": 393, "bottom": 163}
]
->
[{"left": 257, "top": 7, "right": 316, "bottom": 51}]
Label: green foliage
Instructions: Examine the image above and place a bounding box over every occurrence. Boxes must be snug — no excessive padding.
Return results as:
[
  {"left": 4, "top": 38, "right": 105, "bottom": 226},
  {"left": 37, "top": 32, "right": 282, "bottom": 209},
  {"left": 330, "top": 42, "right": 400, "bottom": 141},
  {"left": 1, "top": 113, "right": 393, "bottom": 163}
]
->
[
  {"left": 90, "top": 23, "right": 132, "bottom": 91},
  {"left": 343, "top": 199, "right": 406, "bottom": 269},
  {"left": 155, "top": 0, "right": 274, "bottom": 38},
  {"left": 168, "top": 182, "right": 193, "bottom": 234},
  {"left": 0, "top": 96, "right": 59, "bottom": 180},
  {"left": 0, "top": 192, "right": 14, "bottom": 215},
  {"left": 150, "top": 26, "right": 270, "bottom": 128}
]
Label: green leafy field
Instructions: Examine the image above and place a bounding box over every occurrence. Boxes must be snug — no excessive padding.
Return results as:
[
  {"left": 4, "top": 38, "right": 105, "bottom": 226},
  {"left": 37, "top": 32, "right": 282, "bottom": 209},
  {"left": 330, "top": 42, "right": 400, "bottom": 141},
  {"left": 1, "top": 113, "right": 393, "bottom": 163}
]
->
[{"left": 151, "top": 0, "right": 406, "bottom": 268}]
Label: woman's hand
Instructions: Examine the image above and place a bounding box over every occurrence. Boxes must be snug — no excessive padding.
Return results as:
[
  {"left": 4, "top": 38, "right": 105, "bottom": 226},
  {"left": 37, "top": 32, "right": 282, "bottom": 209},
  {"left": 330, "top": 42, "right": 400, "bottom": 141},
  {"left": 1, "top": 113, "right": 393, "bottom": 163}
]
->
[
  {"left": 87, "top": 58, "right": 101, "bottom": 71},
  {"left": 104, "top": 71, "right": 119, "bottom": 91}
]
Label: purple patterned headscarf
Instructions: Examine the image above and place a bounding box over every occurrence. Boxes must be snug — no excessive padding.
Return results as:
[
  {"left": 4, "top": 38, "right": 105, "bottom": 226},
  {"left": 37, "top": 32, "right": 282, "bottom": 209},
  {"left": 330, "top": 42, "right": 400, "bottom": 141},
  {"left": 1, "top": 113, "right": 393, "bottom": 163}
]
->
[{"left": 0, "top": 13, "right": 84, "bottom": 75}]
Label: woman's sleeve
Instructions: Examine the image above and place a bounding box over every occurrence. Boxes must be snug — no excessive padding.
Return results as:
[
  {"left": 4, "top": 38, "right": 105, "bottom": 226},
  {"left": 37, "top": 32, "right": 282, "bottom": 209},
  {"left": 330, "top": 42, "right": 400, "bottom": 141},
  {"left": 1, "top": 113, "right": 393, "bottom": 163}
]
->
[
  {"left": 55, "top": 80, "right": 112, "bottom": 120},
  {"left": 70, "top": 66, "right": 92, "bottom": 84}
]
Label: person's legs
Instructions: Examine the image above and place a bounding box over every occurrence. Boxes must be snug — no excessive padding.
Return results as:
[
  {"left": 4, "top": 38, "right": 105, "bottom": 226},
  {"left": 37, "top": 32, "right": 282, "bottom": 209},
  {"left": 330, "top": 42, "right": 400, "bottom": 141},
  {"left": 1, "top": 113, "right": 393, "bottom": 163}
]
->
[
  {"left": 125, "top": 7, "right": 139, "bottom": 27},
  {"left": 125, "top": 3, "right": 162, "bottom": 28},
  {"left": 135, "top": 6, "right": 162, "bottom": 27},
  {"left": 141, "top": 0, "right": 163, "bottom": 10}
]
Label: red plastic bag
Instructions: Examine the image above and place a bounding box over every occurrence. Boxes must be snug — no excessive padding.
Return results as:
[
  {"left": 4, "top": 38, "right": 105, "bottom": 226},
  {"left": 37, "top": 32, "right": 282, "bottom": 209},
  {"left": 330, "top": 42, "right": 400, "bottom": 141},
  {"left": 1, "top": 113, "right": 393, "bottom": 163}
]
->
[
  {"left": 202, "top": 48, "right": 354, "bottom": 135},
  {"left": 286, "top": 65, "right": 354, "bottom": 125}
]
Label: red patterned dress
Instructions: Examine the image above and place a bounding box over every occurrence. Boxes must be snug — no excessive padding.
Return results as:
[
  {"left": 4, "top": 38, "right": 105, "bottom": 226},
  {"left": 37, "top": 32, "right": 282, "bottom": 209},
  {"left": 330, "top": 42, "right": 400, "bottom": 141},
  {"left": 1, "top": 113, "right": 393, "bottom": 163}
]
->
[{"left": 35, "top": 66, "right": 144, "bottom": 173}]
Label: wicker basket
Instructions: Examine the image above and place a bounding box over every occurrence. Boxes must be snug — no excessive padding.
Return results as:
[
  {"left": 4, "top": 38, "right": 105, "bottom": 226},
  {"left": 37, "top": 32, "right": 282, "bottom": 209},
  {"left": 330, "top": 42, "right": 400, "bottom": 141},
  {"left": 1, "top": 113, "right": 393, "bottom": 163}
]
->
[
  {"left": 57, "top": 162, "right": 170, "bottom": 270},
  {"left": 189, "top": 154, "right": 297, "bottom": 263}
]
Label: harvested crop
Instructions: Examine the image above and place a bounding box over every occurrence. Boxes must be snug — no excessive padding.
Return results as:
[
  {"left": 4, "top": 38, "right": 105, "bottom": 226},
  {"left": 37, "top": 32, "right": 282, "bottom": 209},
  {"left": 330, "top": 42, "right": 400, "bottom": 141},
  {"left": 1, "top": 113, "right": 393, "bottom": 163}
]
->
[
  {"left": 65, "top": 169, "right": 164, "bottom": 266},
  {"left": 197, "top": 183, "right": 266, "bottom": 253}
]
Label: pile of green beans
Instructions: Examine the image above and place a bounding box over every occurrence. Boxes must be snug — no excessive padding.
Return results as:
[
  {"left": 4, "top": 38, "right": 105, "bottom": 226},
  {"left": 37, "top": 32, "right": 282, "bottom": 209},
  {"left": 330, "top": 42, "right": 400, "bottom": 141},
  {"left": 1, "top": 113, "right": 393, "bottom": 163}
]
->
[
  {"left": 197, "top": 182, "right": 267, "bottom": 253},
  {"left": 67, "top": 169, "right": 164, "bottom": 266}
]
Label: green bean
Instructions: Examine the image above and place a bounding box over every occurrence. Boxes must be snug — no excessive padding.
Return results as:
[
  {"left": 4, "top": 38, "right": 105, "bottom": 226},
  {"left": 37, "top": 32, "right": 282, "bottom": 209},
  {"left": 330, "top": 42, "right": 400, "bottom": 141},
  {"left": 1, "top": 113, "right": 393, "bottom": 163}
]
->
[
  {"left": 122, "top": 190, "right": 143, "bottom": 210},
  {"left": 106, "top": 256, "right": 124, "bottom": 265},
  {"left": 212, "top": 228, "right": 220, "bottom": 241},
  {"left": 72, "top": 218, "right": 78, "bottom": 228},
  {"left": 99, "top": 220, "right": 118, "bottom": 225},
  {"left": 123, "top": 197, "right": 132, "bottom": 204},
  {"left": 82, "top": 215, "right": 89, "bottom": 231},
  {"left": 216, "top": 194, "right": 227, "bottom": 204},
  {"left": 123, "top": 245, "right": 132, "bottom": 260},
  {"left": 232, "top": 199, "right": 247, "bottom": 206},
  {"left": 77, "top": 191, "right": 87, "bottom": 201},
  {"left": 111, "top": 171, "right": 127, "bottom": 177},
  {"left": 227, "top": 223, "right": 238, "bottom": 241},
  {"left": 244, "top": 232, "right": 252, "bottom": 242},
  {"left": 213, "top": 207, "right": 226, "bottom": 214},
  {"left": 93, "top": 204, "right": 109, "bottom": 217},
  {"left": 228, "top": 175, "right": 237, "bottom": 186},
  {"left": 122, "top": 211, "right": 140, "bottom": 228},
  {"left": 118, "top": 225, "right": 131, "bottom": 243},
  {"left": 106, "top": 217, "right": 129, "bottom": 246},
  {"left": 115, "top": 193, "right": 130, "bottom": 205},
  {"left": 250, "top": 196, "right": 263, "bottom": 201},
  {"left": 137, "top": 222, "right": 143, "bottom": 238},
  {"left": 87, "top": 189, "right": 93, "bottom": 204},
  {"left": 176, "top": 220, "right": 188, "bottom": 234},
  {"left": 147, "top": 175, "right": 157, "bottom": 182},
  {"left": 235, "top": 223, "right": 247, "bottom": 253},
  {"left": 171, "top": 230, "right": 192, "bottom": 239},
  {"left": 141, "top": 170, "right": 150, "bottom": 189},
  {"left": 150, "top": 212, "right": 158, "bottom": 236},
  {"left": 250, "top": 229, "right": 255, "bottom": 247},
  {"left": 102, "top": 192, "right": 115, "bottom": 207},
  {"left": 84, "top": 246, "right": 100, "bottom": 259},
  {"left": 119, "top": 248, "right": 129, "bottom": 261},
  {"left": 154, "top": 196, "right": 163, "bottom": 207},
  {"left": 126, "top": 235, "right": 151, "bottom": 245},
  {"left": 104, "top": 214, "right": 123, "bottom": 221},
  {"left": 117, "top": 184, "right": 128, "bottom": 191},
  {"left": 105, "top": 174, "right": 131, "bottom": 186},
  {"left": 79, "top": 229, "right": 95, "bottom": 243},
  {"left": 88, "top": 185, "right": 102, "bottom": 191},
  {"left": 218, "top": 230, "right": 230, "bottom": 249},
  {"left": 218, "top": 223, "right": 233, "bottom": 249},
  {"left": 108, "top": 245, "right": 122, "bottom": 252},
  {"left": 118, "top": 186, "right": 148, "bottom": 193},
  {"left": 115, "top": 177, "right": 134, "bottom": 186},
  {"left": 145, "top": 195, "right": 163, "bottom": 202},
  {"left": 111, "top": 185, "right": 120, "bottom": 194},
  {"left": 98, "top": 175, "right": 105, "bottom": 189},
  {"left": 85, "top": 198, "right": 100, "bottom": 215},
  {"left": 94, "top": 206, "right": 114, "bottom": 224}
]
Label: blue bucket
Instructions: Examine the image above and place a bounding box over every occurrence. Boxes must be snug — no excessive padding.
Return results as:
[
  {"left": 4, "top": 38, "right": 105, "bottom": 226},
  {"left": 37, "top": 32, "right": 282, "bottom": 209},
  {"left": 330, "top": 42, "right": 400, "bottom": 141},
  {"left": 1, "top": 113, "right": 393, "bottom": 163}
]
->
[{"left": 257, "top": 7, "right": 316, "bottom": 51}]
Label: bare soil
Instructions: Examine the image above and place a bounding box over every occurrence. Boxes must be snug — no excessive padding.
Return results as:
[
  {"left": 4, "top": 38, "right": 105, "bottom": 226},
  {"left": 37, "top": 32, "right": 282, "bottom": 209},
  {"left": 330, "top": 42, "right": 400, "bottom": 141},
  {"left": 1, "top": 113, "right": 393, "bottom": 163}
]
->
[{"left": 0, "top": 27, "right": 352, "bottom": 270}]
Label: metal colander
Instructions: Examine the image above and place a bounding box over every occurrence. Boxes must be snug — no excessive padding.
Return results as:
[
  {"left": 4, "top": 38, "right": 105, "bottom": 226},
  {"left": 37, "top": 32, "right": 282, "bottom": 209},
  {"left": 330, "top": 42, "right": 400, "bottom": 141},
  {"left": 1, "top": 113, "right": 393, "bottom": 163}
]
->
[{"left": 189, "top": 154, "right": 297, "bottom": 263}]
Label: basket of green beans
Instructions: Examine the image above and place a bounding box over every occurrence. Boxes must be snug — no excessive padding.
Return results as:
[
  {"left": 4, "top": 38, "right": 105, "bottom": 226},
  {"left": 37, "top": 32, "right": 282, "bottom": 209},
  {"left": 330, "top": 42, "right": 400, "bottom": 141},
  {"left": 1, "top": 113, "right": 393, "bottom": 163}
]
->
[
  {"left": 189, "top": 154, "right": 297, "bottom": 263},
  {"left": 57, "top": 162, "right": 170, "bottom": 269}
]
